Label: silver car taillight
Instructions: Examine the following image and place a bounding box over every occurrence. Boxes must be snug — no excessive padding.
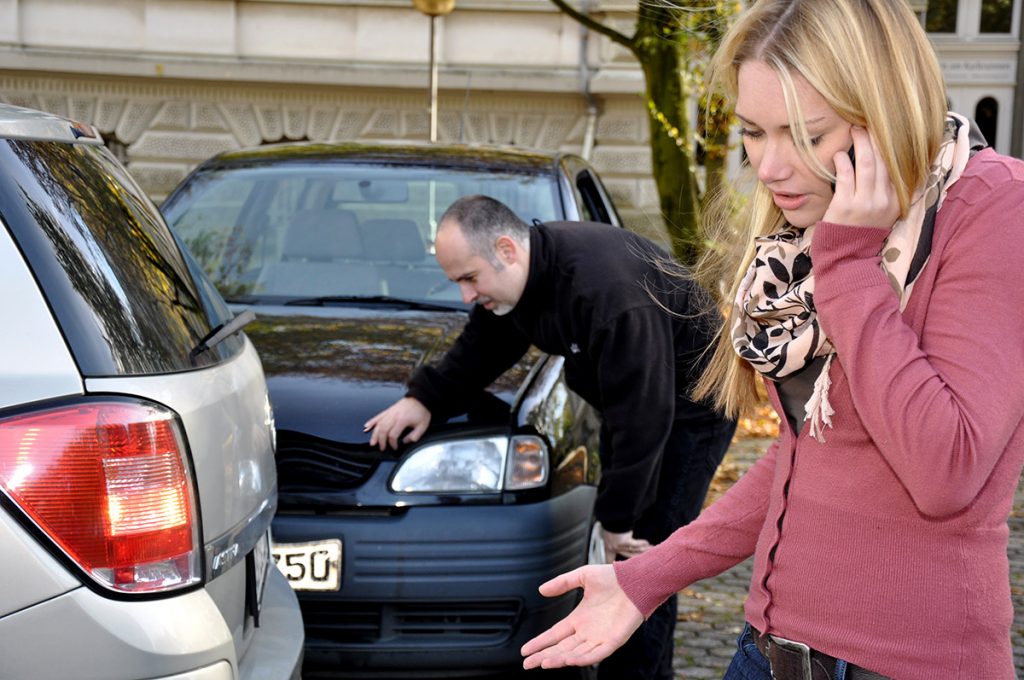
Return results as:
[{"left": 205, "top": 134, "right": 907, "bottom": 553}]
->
[{"left": 0, "top": 399, "right": 201, "bottom": 594}]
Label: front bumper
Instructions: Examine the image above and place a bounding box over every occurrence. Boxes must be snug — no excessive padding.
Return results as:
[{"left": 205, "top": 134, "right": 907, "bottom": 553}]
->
[{"left": 272, "top": 484, "right": 596, "bottom": 677}]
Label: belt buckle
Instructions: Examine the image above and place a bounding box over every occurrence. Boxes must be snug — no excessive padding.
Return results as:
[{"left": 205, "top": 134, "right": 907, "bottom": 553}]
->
[{"left": 765, "top": 634, "right": 813, "bottom": 680}]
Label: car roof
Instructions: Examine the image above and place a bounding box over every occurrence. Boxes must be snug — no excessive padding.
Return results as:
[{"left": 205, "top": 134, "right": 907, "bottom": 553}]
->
[
  {"left": 0, "top": 103, "right": 103, "bottom": 145},
  {"left": 201, "top": 140, "right": 574, "bottom": 174}
]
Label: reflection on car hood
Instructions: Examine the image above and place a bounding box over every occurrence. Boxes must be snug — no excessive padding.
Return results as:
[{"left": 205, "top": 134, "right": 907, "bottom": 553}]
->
[{"left": 242, "top": 307, "right": 529, "bottom": 445}]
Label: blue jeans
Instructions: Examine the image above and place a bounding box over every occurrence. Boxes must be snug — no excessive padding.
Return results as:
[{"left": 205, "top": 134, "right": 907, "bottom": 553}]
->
[
  {"left": 596, "top": 416, "right": 737, "bottom": 680},
  {"left": 723, "top": 624, "right": 857, "bottom": 680}
]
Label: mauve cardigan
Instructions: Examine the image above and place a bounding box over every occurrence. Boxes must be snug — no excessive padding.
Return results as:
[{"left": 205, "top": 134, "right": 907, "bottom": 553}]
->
[{"left": 614, "top": 148, "right": 1024, "bottom": 679}]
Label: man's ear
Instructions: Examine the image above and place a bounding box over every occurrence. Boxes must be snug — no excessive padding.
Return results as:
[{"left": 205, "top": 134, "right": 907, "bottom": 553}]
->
[{"left": 494, "top": 235, "right": 519, "bottom": 265}]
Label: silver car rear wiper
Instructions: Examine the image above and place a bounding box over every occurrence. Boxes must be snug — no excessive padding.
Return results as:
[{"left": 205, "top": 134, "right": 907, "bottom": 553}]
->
[
  {"left": 190, "top": 309, "right": 256, "bottom": 359},
  {"left": 281, "top": 295, "right": 465, "bottom": 312}
]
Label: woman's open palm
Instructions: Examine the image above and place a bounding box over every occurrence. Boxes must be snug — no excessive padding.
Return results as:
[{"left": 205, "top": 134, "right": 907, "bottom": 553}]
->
[{"left": 521, "top": 564, "right": 644, "bottom": 670}]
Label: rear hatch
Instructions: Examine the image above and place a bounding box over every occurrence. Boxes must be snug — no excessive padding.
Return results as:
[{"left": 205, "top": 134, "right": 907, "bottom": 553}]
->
[{"left": 0, "top": 133, "right": 277, "bottom": 660}]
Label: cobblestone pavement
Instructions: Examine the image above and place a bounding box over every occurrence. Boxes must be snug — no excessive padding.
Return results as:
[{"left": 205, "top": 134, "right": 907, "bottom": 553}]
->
[{"left": 672, "top": 437, "right": 1024, "bottom": 679}]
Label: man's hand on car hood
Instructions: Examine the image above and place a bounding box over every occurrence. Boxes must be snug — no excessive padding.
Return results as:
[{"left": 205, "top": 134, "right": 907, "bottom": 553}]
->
[{"left": 365, "top": 396, "right": 432, "bottom": 451}]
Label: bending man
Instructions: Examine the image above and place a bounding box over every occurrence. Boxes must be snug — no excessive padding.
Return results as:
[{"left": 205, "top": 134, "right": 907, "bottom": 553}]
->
[{"left": 365, "top": 194, "right": 736, "bottom": 680}]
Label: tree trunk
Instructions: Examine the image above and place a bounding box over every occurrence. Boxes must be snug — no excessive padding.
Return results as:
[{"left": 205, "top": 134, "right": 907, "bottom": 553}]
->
[
  {"left": 701, "top": 95, "right": 732, "bottom": 206},
  {"left": 635, "top": 10, "right": 702, "bottom": 267},
  {"left": 547, "top": 0, "right": 738, "bottom": 266}
]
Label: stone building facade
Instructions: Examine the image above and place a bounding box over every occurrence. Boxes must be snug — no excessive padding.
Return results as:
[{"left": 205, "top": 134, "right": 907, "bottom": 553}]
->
[{"left": 0, "top": 0, "right": 1019, "bottom": 243}]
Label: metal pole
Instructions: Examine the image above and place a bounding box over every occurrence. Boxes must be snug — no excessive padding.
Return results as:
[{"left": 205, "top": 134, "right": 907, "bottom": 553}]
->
[{"left": 429, "top": 15, "right": 439, "bottom": 142}]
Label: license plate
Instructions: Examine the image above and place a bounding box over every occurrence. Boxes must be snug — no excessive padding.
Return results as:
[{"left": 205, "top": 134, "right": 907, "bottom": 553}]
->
[{"left": 272, "top": 538, "right": 343, "bottom": 591}]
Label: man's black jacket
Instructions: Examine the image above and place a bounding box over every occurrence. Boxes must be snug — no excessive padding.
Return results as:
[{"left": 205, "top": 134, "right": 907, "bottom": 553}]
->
[{"left": 407, "top": 221, "right": 728, "bottom": 532}]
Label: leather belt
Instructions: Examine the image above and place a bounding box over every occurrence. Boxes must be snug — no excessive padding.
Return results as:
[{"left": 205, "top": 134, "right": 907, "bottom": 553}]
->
[{"left": 750, "top": 626, "right": 890, "bottom": 680}]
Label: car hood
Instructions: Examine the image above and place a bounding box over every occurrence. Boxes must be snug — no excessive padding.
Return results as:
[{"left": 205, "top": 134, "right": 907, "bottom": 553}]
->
[{"left": 242, "top": 307, "right": 529, "bottom": 444}]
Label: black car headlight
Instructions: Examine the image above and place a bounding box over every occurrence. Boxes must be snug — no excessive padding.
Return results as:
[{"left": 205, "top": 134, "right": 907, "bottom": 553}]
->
[{"left": 389, "top": 434, "right": 548, "bottom": 493}]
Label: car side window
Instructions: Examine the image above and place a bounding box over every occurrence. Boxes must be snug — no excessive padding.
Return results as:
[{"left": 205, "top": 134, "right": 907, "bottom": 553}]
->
[{"left": 576, "top": 170, "right": 612, "bottom": 225}]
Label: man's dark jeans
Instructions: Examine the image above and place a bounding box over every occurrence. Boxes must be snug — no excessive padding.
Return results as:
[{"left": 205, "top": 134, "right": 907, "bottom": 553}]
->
[{"left": 597, "top": 416, "right": 737, "bottom": 680}]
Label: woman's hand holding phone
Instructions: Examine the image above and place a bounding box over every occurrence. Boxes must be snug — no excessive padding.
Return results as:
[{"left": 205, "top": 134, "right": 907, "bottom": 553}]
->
[
  {"left": 830, "top": 146, "right": 856, "bottom": 193},
  {"left": 823, "top": 125, "right": 900, "bottom": 230}
]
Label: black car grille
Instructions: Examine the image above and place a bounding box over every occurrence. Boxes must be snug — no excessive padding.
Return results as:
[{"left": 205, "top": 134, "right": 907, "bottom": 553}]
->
[
  {"left": 300, "top": 600, "right": 522, "bottom": 647},
  {"left": 276, "top": 432, "right": 379, "bottom": 491}
]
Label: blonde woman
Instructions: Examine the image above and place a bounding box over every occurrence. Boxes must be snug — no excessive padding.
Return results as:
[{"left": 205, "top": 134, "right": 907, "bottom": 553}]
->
[{"left": 521, "top": 1, "right": 1024, "bottom": 678}]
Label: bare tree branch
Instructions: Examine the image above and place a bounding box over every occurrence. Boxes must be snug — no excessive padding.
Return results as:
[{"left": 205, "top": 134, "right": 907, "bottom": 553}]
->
[{"left": 548, "top": 0, "right": 635, "bottom": 50}]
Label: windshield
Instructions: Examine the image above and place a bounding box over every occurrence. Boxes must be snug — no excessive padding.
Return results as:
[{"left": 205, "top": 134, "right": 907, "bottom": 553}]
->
[{"left": 162, "top": 162, "right": 561, "bottom": 303}]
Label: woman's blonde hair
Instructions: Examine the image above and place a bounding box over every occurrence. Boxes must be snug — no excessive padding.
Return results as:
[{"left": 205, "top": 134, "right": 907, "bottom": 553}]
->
[{"left": 692, "top": 0, "right": 948, "bottom": 418}]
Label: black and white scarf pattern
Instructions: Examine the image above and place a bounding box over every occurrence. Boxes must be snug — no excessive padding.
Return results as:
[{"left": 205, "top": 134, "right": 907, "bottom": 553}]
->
[{"left": 732, "top": 113, "right": 987, "bottom": 441}]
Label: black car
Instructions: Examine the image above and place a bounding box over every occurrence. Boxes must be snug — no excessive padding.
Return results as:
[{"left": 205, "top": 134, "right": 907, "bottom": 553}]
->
[{"left": 162, "top": 141, "right": 621, "bottom": 678}]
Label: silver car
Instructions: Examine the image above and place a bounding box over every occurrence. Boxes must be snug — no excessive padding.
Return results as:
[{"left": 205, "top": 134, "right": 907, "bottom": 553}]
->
[{"left": 0, "top": 104, "right": 304, "bottom": 679}]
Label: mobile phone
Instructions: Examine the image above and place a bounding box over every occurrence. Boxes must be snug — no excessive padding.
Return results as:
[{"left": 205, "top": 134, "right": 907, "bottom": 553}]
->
[{"left": 830, "top": 146, "right": 857, "bottom": 193}]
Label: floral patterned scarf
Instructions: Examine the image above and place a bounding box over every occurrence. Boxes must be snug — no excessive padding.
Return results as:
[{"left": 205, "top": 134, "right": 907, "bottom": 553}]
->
[{"left": 731, "top": 113, "right": 987, "bottom": 441}]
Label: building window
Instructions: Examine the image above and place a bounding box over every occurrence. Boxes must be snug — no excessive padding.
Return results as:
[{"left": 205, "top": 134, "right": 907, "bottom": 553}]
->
[
  {"left": 975, "top": 97, "right": 999, "bottom": 146},
  {"left": 908, "top": 0, "right": 928, "bottom": 25},
  {"left": 926, "top": 0, "right": 959, "bottom": 32},
  {"left": 980, "top": 0, "right": 1013, "bottom": 32}
]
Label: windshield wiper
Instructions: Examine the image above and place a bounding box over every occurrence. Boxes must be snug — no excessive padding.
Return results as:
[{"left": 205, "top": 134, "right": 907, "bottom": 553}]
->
[
  {"left": 190, "top": 309, "right": 256, "bottom": 359},
  {"left": 223, "top": 294, "right": 262, "bottom": 304},
  {"left": 281, "top": 295, "right": 464, "bottom": 312}
]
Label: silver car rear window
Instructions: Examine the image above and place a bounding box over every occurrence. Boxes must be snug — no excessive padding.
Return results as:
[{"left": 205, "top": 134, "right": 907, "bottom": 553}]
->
[{"left": 0, "top": 139, "right": 242, "bottom": 376}]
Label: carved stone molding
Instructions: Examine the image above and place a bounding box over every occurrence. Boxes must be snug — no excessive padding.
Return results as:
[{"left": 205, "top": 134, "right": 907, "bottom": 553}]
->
[{"left": 0, "top": 73, "right": 658, "bottom": 233}]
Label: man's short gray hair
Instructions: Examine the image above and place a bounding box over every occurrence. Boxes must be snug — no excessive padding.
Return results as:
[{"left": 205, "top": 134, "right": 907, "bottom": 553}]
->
[{"left": 439, "top": 195, "right": 531, "bottom": 265}]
